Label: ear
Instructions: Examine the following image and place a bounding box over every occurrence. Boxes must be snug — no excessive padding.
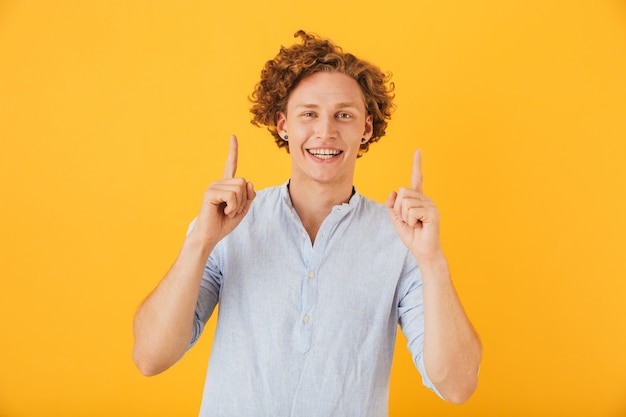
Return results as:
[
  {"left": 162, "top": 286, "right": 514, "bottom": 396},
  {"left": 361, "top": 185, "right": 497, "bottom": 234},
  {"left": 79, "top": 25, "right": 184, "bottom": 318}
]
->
[
  {"left": 362, "top": 114, "right": 374, "bottom": 142},
  {"left": 276, "top": 112, "right": 287, "bottom": 136}
]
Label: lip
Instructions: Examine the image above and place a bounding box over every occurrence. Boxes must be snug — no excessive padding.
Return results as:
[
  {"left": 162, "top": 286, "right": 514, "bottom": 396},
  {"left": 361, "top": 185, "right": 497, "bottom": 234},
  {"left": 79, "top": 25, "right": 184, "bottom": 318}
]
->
[{"left": 306, "top": 147, "right": 343, "bottom": 161}]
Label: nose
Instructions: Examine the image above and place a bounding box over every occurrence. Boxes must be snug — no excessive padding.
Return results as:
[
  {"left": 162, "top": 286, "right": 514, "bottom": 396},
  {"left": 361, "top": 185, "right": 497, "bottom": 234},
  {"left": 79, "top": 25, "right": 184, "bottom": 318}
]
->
[{"left": 316, "top": 114, "right": 337, "bottom": 140}]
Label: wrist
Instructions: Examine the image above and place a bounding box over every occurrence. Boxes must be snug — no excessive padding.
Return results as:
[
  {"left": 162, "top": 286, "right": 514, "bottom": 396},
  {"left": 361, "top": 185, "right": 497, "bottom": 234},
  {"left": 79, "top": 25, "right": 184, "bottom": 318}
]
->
[
  {"left": 184, "top": 228, "right": 218, "bottom": 258},
  {"left": 415, "top": 250, "right": 449, "bottom": 278},
  {"left": 411, "top": 245, "right": 445, "bottom": 265}
]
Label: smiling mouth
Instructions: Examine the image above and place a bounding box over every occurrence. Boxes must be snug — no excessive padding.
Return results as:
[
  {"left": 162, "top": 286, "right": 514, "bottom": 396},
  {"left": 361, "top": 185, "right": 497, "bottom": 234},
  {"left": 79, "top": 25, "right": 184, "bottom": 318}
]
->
[{"left": 307, "top": 149, "right": 343, "bottom": 160}]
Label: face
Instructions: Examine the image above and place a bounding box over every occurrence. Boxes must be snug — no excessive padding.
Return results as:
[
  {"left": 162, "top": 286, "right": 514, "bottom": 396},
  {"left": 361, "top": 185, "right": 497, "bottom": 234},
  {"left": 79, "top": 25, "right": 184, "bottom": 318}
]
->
[{"left": 277, "top": 71, "right": 373, "bottom": 188}]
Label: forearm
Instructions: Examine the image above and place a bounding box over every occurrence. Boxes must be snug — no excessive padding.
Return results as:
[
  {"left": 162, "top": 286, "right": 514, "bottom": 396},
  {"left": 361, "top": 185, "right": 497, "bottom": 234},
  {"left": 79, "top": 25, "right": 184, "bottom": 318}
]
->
[
  {"left": 420, "top": 254, "right": 482, "bottom": 404},
  {"left": 132, "top": 232, "right": 214, "bottom": 376}
]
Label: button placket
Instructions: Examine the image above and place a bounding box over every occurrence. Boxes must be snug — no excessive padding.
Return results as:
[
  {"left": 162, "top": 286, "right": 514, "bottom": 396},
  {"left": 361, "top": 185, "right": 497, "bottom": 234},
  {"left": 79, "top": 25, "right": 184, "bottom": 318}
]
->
[
  {"left": 296, "top": 207, "right": 348, "bottom": 354},
  {"left": 297, "top": 226, "right": 330, "bottom": 354}
]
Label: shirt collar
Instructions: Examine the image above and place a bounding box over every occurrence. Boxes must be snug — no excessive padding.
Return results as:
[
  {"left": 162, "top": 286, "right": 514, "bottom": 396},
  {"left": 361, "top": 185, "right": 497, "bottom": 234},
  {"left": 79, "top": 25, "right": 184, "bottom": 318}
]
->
[{"left": 280, "top": 180, "right": 362, "bottom": 215}]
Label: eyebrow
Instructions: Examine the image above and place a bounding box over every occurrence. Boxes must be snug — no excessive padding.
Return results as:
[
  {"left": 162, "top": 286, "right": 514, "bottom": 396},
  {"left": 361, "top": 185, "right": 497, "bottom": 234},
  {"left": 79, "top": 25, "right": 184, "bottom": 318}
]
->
[{"left": 294, "top": 102, "right": 361, "bottom": 110}]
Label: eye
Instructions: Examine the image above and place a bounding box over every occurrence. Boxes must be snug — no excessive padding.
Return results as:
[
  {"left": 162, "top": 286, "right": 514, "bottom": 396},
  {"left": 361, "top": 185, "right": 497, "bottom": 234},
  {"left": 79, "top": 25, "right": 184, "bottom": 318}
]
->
[
  {"left": 302, "top": 111, "right": 316, "bottom": 118},
  {"left": 336, "top": 112, "right": 352, "bottom": 119}
]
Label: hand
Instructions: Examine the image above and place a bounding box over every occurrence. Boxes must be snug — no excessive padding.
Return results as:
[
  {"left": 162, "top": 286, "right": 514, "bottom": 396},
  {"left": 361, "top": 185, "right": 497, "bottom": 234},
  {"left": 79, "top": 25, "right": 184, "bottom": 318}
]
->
[
  {"left": 191, "top": 135, "right": 256, "bottom": 246},
  {"left": 386, "top": 149, "right": 443, "bottom": 263}
]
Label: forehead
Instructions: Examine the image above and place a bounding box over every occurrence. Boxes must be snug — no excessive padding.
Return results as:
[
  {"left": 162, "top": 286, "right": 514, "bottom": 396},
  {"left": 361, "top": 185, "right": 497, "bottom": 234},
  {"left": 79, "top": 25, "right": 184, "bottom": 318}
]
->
[{"left": 287, "top": 72, "right": 366, "bottom": 109}]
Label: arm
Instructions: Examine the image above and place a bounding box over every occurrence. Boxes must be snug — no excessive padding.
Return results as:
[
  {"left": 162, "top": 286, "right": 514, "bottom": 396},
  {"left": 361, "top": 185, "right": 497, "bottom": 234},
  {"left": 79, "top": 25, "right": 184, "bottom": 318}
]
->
[
  {"left": 387, "top": 150, "right": 482, "bottom": 404},
  {"left": 417, "top": 252, "right": 481, "bottom": 404},
  {"left": 132, "top": 231, "right": 215, "bottom": 376},
  {"left": 132, "top": 135, "right": 255, "bottom": 376}
]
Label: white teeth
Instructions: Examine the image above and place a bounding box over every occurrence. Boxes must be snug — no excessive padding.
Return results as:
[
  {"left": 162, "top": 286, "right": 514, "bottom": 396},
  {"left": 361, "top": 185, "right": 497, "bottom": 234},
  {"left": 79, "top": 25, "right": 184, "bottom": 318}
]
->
[{"left": 308, "top": 149, "right": 341, "bottom": 160}]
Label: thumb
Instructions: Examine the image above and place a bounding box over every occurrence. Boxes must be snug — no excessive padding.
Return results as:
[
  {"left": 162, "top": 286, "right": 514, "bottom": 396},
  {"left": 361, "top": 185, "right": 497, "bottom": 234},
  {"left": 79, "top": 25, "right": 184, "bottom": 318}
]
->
[{"left": 385, "top": 191, "right": 397, "bottom": 208}]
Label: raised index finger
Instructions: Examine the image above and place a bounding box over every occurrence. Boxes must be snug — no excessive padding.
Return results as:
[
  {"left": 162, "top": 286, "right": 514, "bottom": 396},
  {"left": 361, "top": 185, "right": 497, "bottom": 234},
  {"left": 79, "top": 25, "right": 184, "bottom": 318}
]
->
[
  {"left": 411, "top": 149, "right": 423, "bottom": 193},
  {"left": 223, "top": 134, "right": 238, "bottom": 179}
]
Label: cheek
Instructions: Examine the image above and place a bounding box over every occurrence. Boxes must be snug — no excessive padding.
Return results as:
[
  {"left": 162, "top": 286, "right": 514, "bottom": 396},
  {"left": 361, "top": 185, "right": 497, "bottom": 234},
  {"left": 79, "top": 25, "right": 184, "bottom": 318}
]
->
[{"left": 286, "top": 121, "right": 308, "bottom": 135}]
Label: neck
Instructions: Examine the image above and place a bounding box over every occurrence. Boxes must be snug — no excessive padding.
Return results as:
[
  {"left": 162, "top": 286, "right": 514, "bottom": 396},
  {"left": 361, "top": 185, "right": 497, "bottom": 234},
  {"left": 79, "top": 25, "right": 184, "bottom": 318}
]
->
[{"left": 288, "top": 178, "right": 354, "bottom": 243}]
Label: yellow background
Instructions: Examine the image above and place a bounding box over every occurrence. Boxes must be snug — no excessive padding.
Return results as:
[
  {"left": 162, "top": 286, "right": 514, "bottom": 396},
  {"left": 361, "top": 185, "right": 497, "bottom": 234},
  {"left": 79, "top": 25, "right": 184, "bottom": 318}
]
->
[{"left": 1, "top": 1, "right": 625, "bottom": 416}]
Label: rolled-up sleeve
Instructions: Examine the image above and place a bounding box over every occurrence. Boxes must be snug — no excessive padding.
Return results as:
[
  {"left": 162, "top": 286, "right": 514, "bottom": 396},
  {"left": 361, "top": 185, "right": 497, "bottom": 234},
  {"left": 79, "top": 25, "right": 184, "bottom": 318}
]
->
[
  {"left": 185, "top": 219, "right": 222, "bottom": 349},
  {"left": 187, "top": 266, "right": 220, "bottom": 349}
]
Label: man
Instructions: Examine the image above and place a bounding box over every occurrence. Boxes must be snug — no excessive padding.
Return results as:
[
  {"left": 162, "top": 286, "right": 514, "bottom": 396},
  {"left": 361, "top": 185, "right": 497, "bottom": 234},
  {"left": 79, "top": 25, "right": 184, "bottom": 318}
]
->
[{"left": 133, "top": 31, "right": 482, "bottom": 416}]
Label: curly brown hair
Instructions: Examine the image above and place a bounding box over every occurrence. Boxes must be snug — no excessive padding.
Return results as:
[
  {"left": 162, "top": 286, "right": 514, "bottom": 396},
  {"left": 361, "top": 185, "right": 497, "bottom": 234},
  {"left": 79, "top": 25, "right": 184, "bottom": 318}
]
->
[{"left": 250, "top": 30, "right": 395, "bottom": 156}]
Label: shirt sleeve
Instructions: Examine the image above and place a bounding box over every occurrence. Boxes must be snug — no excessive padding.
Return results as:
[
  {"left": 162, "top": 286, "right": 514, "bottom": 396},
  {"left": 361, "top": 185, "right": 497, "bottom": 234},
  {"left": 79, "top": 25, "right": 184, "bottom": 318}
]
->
[
  {"left": 397, "top": 255, "right": 445, "bottom": 400},
  {"left": 185, "top": 218, "right": 222, "bottom": 350}
]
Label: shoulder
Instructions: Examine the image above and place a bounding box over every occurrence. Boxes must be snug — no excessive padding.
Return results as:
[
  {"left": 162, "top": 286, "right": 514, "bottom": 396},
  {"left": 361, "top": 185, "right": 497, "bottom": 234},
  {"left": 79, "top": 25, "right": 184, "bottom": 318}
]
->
[
  {"left": 253, "top": 183, "right": 283, "bottom": 200},
  {"left": 344, "top": 193, "right": 403, "bottom": 247},
  {"left": 353, "top": 193, "right": 393, "bottom": 225},
  {"left": 247, "top": 184, "right": 285, "bottom": 214}
]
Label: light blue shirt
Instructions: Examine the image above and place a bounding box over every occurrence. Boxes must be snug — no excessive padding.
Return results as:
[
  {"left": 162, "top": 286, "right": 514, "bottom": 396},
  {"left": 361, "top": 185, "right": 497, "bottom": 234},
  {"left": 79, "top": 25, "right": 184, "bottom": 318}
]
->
[{"left": 189, "top": 182, "right": 441, "bottom": 416}]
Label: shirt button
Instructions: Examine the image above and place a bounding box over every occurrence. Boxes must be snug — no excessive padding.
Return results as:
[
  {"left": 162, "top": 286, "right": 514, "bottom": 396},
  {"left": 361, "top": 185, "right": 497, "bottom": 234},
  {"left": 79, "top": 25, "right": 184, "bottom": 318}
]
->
[
  {"left": 303, "top": 315, "right": 310, "bottom": 323},
  {"left": 308, "top": 271, "right": 315, "bottom": 279},
  {"left": 301, "top": 232, "right": 307, "bottom": 238}
]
